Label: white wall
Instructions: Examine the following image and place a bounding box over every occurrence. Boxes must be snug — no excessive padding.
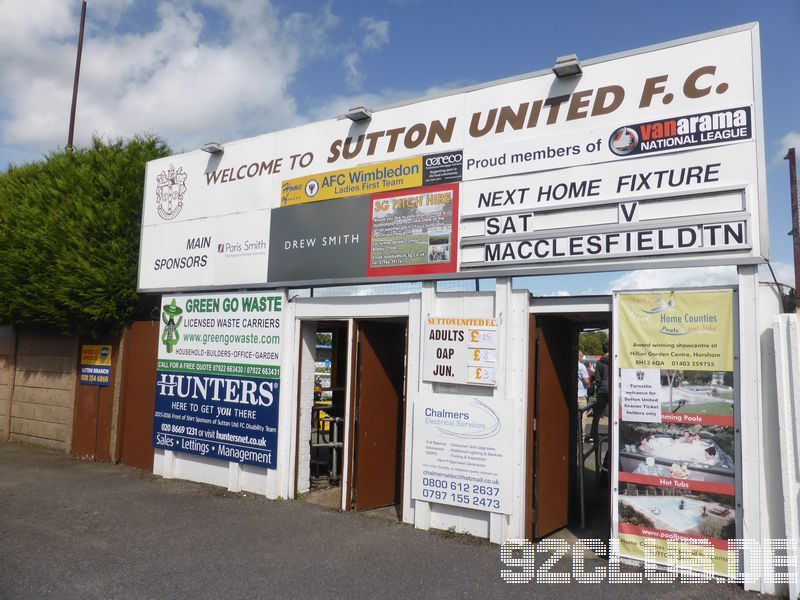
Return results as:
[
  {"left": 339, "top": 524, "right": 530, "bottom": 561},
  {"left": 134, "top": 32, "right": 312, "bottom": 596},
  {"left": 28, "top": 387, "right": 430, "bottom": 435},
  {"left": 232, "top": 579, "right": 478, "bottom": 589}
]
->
[
  {"left": 404, "top": 281, "right": 531, "bottom": 542},
  {"left": 773, "top": 311, "right": 800, "bottom": 598},
  {"left": 149, "top": 278, "right": 790, "bottom": 577}
]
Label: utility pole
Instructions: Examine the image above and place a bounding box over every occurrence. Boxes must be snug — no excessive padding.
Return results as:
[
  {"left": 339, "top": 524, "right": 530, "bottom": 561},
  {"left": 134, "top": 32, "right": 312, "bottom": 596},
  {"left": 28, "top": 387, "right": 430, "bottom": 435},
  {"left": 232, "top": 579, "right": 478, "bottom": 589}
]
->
[
  {"left": 67, "top": 0, "right": 87, "bottom": 151},
  {"left": 785, "top": 148, "right": 799, "bottom": 313}
]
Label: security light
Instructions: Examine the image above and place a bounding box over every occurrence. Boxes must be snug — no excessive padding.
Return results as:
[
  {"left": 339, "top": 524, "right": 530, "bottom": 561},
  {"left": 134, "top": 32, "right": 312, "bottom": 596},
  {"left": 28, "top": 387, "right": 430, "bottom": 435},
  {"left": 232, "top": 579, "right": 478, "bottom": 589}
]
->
[
  {"left": 552, "top": 54, "right": 582, "bottom": 78},
  {"left": 201, "top": 141, "right": 224, "bottom": 154},
  {"left": 345, "top": 106, "right": 372, "bottom": 122}
]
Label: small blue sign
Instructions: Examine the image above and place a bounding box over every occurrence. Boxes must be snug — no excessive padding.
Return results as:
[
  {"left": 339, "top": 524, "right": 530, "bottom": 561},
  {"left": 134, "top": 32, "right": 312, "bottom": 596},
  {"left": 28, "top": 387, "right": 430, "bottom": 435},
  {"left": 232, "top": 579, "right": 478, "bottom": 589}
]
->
[{"left": 80, "top": 365, "right": 110, "bottom": 387}]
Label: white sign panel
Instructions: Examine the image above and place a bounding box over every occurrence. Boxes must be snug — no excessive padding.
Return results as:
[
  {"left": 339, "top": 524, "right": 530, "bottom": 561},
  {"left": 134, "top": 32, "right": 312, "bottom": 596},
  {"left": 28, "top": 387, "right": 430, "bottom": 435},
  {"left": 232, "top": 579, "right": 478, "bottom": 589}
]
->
[
  {"left": 139, "top": 210, "right": 271, "bottom": 292},
  {"left": 423, "top": 316, "right": 499, "bottom": 386},
  {"left": 411, "top": 394, "right": 513, "bottom": 514},
  {"left": 139, "top": 25, "right": 765, "bottom": 291},
  {"left": 459, "top": 143, "right": 754, "bottom": 219},
  {"left": 620, "top": 368, "right": 662, "bottom": 423}
]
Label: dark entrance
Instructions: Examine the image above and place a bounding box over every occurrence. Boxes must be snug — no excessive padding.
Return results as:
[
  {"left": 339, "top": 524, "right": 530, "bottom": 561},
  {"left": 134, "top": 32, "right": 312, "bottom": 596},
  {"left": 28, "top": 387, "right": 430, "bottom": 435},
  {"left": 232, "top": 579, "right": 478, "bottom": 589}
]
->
[{"left": 527, "top": 311, "right": 612, "bottom": 539}]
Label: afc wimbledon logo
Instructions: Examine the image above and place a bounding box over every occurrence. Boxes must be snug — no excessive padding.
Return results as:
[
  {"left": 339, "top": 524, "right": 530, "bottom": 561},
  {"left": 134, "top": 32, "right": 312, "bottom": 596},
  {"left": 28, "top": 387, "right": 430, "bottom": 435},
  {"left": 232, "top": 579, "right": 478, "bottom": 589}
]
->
[
  {"left": 156, "top": 164, "right": 188, "bottom": 220},
  {"left": 304, "top": 178, "right": 319, "bottom": 198},
  {"left": 161, "top": 299, "right": 183, "bottom": 353}
]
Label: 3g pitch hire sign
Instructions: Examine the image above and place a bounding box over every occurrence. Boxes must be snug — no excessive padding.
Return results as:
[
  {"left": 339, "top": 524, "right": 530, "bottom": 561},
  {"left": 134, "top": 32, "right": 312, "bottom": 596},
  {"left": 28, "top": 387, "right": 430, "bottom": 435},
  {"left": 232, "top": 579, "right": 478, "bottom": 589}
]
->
[
  {"left": 139, "top": 24, "right": 766, "bottom": 291},
  {"left": 152, "top": 292, "right": 284, "bottom": 469}
]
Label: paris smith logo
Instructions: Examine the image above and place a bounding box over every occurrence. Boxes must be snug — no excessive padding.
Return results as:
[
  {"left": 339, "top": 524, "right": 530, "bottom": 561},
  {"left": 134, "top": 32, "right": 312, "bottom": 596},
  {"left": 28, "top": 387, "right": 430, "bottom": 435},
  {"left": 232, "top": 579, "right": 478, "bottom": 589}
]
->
[
  {"left": 155, "top": 164, "right": 188, "bottom": 220},
  {"left": 609, "top": 106, "right": 751, "bottom": 157}
]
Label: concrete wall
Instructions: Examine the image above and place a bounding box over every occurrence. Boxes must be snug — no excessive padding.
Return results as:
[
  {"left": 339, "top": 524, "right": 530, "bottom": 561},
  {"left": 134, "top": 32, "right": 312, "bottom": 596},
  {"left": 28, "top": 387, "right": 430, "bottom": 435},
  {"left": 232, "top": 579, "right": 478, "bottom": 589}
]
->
[
  {"left": 0, "top": 326, "right": 15, "bottom": 441},
  {"left": 9, "top": 329, "right": 78, "bottom": 452}
]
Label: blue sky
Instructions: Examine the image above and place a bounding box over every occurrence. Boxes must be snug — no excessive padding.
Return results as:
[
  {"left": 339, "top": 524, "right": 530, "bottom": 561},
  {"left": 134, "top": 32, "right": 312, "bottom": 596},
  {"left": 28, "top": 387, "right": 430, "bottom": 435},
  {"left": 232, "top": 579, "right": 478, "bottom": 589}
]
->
[{"left": 1, "top": 0, "right": 797, "bottom": 295}]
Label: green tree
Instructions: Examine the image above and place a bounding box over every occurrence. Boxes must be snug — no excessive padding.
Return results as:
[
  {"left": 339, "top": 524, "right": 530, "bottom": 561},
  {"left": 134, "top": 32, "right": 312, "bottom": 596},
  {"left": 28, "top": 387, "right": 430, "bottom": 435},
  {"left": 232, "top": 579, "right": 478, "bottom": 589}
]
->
[
  {"left": 0, "top": 135, "right": 171, "bottom": 337},
  {"left": 579, "top": 330, "right": 608, "bottom": 356},
  {"left": 683, "top": 370, "right": 712, "bottom": 385}
]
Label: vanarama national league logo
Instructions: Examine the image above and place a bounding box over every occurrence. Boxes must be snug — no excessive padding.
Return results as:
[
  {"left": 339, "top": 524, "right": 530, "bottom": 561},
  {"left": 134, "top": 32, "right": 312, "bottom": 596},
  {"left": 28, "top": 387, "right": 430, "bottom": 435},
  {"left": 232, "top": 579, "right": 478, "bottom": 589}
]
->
[
  {"left": 609, "top": 127, "right": 639, "bottom": 156},
  {"left": 161, "top": 299, "right": 183, "bottom": 353},
  {"left": 609, "top": 106, "right": 751, "bottom": 157},
  {"left": 156, "top": 164, "right": 188, "bottom": 220}
]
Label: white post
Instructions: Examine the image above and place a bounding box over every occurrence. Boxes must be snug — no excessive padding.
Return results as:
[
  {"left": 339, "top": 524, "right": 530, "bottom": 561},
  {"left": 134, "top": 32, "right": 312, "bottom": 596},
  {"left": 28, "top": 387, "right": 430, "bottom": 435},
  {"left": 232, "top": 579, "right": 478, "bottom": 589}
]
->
[
  {"left": 774, "top": 314, "right": 800, "bottom": 599},
  {"left": 413, "top": 281, "right": 436, "bottom": 530},
  {"left": 737, "top": 264, "right": 765, "bottom": 593}
]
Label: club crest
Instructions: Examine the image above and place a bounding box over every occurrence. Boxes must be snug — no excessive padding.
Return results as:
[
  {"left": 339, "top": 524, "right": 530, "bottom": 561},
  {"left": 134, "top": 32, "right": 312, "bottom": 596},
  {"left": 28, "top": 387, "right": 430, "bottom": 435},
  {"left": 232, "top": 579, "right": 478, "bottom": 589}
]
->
[{"left": 156, "top": 164, "right": 188, "bottom": 220}]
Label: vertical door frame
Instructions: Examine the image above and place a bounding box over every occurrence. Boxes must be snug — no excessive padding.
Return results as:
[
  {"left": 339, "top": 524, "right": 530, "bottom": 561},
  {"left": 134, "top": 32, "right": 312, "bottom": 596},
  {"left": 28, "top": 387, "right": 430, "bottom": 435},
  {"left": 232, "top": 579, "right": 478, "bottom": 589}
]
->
[{"left": 292, "top": 318, "right": 353, "bottom": 508}]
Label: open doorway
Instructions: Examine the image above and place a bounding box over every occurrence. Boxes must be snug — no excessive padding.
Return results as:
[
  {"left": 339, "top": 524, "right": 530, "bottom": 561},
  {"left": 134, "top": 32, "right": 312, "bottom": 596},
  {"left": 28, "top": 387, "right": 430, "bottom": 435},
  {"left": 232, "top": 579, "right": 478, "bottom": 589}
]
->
[
  {"left": 296, "top": 318, "right": 408, "bottom": 518},
  {"left": 527, "top": 310, "right": 612, "bottom": 541},
  {"left": 298, "top": 321, "right": 348, "bottom": 509}
]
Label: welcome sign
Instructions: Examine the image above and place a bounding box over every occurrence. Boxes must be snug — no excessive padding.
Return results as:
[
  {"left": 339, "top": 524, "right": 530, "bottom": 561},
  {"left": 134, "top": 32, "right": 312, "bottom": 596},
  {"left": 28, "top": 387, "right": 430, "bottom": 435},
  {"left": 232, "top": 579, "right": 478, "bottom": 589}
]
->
[{"left": 139, "top": 26, "right": 766, "bottom": 292}]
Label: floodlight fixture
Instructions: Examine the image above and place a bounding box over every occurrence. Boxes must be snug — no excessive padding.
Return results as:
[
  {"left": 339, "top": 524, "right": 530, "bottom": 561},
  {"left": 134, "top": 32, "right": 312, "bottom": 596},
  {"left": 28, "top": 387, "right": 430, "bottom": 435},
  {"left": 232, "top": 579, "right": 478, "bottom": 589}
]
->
[
  {"left": 345, "top": 106, "right": 372, "bottom": 122},
  {"left": 552, "top": 54, "right": 582, "bottom": 78},
  {"left": 201, "top": 141, "right": 224, "bottom": 154}
]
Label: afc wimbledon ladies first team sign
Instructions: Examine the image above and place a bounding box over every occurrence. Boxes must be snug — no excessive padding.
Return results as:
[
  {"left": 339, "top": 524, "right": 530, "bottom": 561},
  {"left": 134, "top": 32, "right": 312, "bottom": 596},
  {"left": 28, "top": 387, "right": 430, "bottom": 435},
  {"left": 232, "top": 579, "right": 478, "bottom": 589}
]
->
[{"left": 152, "top": 292, "right": 284, "bottom": 469}]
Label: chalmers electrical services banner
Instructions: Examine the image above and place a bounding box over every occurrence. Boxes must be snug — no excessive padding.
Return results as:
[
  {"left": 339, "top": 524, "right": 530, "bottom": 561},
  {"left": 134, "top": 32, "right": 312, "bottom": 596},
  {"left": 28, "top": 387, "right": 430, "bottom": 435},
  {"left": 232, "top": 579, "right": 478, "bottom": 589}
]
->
[
  {"left": 152, "top": 292, "right": 284, "bottom": 469},
  {"left": 411, "top": 393, "right": 513, "bottom": 514},
  {"left": 614, "top": 288, "right": 737, "bottom": 577}
]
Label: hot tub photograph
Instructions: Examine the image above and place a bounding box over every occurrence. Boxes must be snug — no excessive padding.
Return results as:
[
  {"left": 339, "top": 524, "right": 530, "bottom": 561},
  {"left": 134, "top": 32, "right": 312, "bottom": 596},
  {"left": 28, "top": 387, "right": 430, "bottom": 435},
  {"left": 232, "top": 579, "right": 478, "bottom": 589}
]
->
[{"left": 619, "top": 422, "right": 735, "bottom": 486}]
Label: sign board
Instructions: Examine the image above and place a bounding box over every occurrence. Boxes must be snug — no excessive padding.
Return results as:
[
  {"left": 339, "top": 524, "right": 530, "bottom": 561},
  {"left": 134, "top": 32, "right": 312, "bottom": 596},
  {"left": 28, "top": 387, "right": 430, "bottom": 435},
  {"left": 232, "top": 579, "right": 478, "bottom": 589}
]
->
[
  {"left": 79, "top": 344, "right": 112, "bottom": 387},
  {"left": 613, "top": 288, "right": 737, "bottom": 577},
  {"left": 411, "top": 394, "right": 513, "bottom": 513},
  {"left": 152, "top": 292, "right": 284, "bottom": 469},
  {"left": 423, "top": 316, "right": 498, "bottom": 386},
  {"left": 138, "top": 25, "right": 765, "bottom": 292}
]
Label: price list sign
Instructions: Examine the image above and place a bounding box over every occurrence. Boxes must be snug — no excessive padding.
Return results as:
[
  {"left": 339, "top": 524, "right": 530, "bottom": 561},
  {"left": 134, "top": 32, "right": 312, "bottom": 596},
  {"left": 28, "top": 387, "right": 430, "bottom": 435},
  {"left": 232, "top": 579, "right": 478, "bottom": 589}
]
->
[{"left": 423, "top": 316, "right": 498, "bottom": 386}]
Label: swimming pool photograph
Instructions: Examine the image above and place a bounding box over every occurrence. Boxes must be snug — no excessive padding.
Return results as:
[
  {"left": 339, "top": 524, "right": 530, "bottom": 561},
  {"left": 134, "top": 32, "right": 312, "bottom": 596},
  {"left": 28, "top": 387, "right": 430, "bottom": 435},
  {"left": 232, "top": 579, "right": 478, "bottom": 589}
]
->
[
  {"left": 660, "top": 369, "right": 734, "bottom": 419},
  {"left": 618, "top": 422, "right": 735, "bottom": 489},
  {"left": 618, "top": 483, "right": 736, "bottom": 540}
]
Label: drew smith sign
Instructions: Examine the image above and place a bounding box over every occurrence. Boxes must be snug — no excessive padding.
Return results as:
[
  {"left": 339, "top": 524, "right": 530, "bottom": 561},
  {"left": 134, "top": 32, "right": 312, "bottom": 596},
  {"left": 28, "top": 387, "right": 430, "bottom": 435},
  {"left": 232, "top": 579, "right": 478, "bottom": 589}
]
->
[
  {"left": 152, "top": 292, "right": 284, "bottom": 469},
  {"left": 423, "top": 316, "right": 499, "bottom": 386}
]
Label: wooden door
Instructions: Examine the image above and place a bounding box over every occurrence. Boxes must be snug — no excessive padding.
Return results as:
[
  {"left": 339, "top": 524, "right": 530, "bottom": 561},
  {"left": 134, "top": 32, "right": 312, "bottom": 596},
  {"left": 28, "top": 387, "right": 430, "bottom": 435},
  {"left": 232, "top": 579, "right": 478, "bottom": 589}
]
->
[
  {"left": 532, "top": 316, "right": 573, "bottom": 537},
  {"left": 72, "top": 337, "right": 118, "bottom": 461},
  {"left": 352, "top": 321, "right": 406, "bottom": 511},
  {"left": 117, "top": 321, "right": 159, "bottom": 470}
]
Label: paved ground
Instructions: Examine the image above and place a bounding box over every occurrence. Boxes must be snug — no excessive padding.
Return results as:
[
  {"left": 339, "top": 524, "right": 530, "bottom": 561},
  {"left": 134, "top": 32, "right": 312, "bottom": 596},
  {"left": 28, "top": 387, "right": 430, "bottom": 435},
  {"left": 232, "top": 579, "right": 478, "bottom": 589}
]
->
[{"left": 0, "top": 443, "right": 765, "bottom": 599}]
